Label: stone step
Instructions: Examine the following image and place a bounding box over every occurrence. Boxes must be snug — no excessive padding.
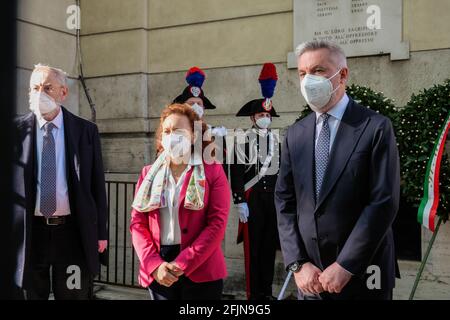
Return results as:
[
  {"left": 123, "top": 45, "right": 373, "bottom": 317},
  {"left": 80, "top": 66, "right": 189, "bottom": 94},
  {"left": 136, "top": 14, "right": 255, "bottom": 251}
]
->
[{"left": 93, "top": 284, "right": 150, "bottom": 300}]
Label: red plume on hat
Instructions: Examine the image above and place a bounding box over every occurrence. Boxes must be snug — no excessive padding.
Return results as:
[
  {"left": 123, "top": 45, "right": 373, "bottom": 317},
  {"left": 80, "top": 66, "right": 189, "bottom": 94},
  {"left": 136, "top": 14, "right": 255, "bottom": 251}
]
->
[{"left": 235, "top": 62, "right": 280, "bottom": 117}]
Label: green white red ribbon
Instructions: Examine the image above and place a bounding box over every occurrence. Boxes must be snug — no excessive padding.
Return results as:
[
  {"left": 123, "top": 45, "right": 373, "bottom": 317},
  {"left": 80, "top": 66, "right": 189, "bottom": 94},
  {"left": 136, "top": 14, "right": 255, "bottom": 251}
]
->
[{"left": 418, "top": 111, "right": 450, "bottom": 232}]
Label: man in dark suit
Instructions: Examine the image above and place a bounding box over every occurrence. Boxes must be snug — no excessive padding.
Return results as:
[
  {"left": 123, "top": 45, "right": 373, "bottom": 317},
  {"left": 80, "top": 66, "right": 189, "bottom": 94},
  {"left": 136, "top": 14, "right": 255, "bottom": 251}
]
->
[
  {"left": 12, "top": 64, "right": 108, "bottom": 299},
  {"left": 275, "top": 41, "right": 400, "bottom": 300}
]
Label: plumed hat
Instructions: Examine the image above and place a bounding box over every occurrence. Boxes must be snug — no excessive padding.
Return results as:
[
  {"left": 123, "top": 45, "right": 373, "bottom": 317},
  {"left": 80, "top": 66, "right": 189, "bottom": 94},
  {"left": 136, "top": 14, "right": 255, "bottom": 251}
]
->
[
  {"left": 236, "top": 63, "right": 279, "bottom": 117},
  {"left": 173, "top": 66, "right": 216, "bottom": 109}
]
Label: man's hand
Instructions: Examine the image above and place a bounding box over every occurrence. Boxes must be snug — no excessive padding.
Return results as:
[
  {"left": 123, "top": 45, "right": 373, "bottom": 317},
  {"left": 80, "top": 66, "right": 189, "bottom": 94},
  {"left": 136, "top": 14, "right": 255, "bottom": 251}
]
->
[
  {"left": 236, "top": 202, "right": 249, "bottom": 223},
  {"left": 318, "top": 262, "right": 352, "bottom": 294},
  {"left": 293, "top": 262, "right": 324, "bottom": 295},
  {"left": 152, "top": 262, "right": 180, "bottom": 287},
  {"left": 98, "top": 240, "right": 107, "bottom": 253},
  {"left": 167, "top": 261, "right": 184, "bottom": 277}
]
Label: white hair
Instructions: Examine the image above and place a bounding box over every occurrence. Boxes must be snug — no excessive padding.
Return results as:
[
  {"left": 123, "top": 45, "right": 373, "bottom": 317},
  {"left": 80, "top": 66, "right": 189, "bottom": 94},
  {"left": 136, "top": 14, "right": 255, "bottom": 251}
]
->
[
  {"left": 295, "top": 40, "right": 347, "bottom": 68},
  {"left": 31, "top": 63, "right": 68, "bottom": 87}
]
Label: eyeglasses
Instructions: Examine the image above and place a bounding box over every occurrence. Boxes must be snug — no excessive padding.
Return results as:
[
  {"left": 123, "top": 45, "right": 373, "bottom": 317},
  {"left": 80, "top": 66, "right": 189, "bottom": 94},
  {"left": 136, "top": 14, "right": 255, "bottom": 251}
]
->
[{"left": 29, "top": 84, "right": 63, "bottom": 95}]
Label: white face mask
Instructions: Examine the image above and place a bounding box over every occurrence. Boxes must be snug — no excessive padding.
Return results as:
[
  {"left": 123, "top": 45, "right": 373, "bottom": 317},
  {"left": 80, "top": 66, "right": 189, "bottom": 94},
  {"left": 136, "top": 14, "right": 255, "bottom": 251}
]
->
[
  {"left": 255, "top": 117, "right": 271, "bottom": 129},
  {"left": 300, "top": 69, "right": 341, "bottom": 112},
  {"left": 29, "top": 91, "right": 59, "bottom": 117},
  {"left": 162, "top": 132, "right": 192, "bottom": 163},
  {"left": 190, "top": 103, "right": 204, "bottom": 118}
]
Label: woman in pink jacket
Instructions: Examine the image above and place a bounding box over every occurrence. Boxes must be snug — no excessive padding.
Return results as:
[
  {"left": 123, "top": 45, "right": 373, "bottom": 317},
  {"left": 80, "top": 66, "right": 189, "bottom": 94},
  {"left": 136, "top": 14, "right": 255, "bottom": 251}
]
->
[{"left": 130, "top": 103, "right": 230, "bottom": 300}]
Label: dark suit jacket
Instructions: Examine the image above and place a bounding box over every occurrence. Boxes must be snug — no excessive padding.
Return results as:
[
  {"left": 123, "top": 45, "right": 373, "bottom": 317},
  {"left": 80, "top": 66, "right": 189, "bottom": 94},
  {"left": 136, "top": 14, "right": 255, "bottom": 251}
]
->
[
  {"left": 275, "top": 98, "right": 400, "bottom": 296},
  {"left": 12, "top": 107, "right": 108, "bottom": 289}
]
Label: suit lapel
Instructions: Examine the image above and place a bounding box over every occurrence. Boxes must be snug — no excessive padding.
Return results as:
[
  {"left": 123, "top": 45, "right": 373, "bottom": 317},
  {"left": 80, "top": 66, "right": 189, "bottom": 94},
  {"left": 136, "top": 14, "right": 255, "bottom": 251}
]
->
[
  {"left": 20, "top": 113, "right": 37, "bottom": 212},
  {"left": 152, "top": 208, "right": 162, "bottom": 251},
  {"left": 315, "top": 99, "right": 370, "bottom": 212},
  {"left": 61, "top": 107, "right": 81, "bottom": 189},
  {"left": 296, "top": 113, "right": 316, "bottom": 205}
]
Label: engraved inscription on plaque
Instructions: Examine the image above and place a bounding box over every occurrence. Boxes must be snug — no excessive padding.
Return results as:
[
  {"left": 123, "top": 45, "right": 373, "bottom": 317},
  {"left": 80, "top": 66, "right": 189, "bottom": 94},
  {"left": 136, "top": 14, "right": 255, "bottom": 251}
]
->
[{"left": 287, "top": 0, "right": 410, "bottom": 68}]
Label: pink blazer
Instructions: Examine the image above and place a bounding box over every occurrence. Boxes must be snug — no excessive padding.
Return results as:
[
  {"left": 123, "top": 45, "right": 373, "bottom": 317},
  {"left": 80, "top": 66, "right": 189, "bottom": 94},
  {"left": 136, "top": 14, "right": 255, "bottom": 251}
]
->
[{"left": 130, "top": 162, "right": 230, "bottom": 288}]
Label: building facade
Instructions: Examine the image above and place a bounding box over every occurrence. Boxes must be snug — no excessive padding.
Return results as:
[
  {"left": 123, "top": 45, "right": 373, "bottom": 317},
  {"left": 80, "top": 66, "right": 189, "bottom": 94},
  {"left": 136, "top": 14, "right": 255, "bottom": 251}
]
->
[{"left": 16, "top": 0, "right": 450, "bottom": 298}]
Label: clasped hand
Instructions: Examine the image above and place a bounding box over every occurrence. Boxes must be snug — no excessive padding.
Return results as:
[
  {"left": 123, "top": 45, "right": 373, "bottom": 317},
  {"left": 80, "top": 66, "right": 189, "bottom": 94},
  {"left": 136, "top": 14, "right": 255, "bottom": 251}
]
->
[
  {"left": 294, "top": 262, "right": 352, "bottom": 295},
  {"left": 152, "top": 261, "right": 184, "bottom": 287}
]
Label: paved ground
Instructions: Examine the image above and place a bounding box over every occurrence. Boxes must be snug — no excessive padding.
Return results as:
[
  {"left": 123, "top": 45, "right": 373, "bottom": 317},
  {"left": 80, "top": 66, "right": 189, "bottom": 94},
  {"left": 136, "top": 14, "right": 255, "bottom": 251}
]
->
[
  {"left": 93, "top": 284, "right": 150, "bottom": 300},
  {"left": 93, "top": 260, "right": 450, "bottom": 300},
  {"left": 393, "top": 260, "right": 450, "bottom": 300}
]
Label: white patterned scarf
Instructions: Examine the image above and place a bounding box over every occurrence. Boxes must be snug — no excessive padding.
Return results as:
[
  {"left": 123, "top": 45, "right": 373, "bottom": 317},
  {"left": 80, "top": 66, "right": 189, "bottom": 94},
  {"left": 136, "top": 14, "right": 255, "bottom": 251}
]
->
[{"left": 131, "top": 151, "right": 206, "bottom": 212}]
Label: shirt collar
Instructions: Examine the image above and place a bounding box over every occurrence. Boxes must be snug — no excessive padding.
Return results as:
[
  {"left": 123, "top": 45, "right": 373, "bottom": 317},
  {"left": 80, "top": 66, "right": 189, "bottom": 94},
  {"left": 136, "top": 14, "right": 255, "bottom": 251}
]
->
[
  {"left": 168, "top": 154, "right": 201, "bottom": 186},
  {"left": 251, "top": 126, "right": 270, "bottom": 137},
  {"left": 37, "top": 107, "right": 63, "bottom": 130},
  {"left": 315, "top": 93, "right": 349, "bottom": 123}
]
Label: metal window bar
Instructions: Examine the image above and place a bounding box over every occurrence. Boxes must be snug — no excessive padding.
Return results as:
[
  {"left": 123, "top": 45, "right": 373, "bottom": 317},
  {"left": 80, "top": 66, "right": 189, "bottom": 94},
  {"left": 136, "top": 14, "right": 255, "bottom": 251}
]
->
[
  {"left": 114, "top": 182, "right": 119, "bottom": 284},
  {"left": 106, "top": 182, "right": 111, "bottom": 283},
  {"left": 122, "top": 184, "right": 127, "bottom": 285},
  {"left": 94, "top": 179, "right": 140, "bottom": 288},
  {"left": 131, "top": 184, "right": 136, "bottom": 285}
]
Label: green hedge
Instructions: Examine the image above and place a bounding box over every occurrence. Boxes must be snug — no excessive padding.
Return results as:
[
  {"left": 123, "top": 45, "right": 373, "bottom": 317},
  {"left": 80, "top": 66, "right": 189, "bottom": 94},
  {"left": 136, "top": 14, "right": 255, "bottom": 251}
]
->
[{"left": 397, "top": 80, "right": 450, "bottom": 221}]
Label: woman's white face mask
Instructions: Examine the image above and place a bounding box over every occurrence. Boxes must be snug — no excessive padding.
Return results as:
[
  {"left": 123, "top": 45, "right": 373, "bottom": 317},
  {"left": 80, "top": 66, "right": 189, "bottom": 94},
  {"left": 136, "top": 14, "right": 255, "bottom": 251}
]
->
[
  {"left": 300, "top": 68, "right": 341, "bottom": 112},
  {"left": 162, "top": 131, "right": 192, "bottom": 164}
]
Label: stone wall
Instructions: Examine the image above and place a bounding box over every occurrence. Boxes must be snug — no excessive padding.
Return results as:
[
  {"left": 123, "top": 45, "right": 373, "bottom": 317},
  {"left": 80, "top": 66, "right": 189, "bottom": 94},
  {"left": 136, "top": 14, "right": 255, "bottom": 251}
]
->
[{"left": 16, "top": 0, "right": 79, "bottom": 116}]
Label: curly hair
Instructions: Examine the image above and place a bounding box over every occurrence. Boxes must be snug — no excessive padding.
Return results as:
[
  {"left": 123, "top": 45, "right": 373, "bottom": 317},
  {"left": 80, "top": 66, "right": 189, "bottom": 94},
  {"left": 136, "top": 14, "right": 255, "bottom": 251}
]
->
[{"left": 155, "top": 103, "right": 216, "bottom": 158}]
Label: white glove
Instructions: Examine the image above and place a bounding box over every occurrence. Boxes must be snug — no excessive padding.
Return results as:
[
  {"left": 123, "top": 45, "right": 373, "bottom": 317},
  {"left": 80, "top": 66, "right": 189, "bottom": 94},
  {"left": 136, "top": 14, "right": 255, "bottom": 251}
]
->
[
  {"left": 211, "top": 126, "right": 228, "bottom": 137},
  {"left": 236, "top": 202, "right": 249, "bottom": 223}
]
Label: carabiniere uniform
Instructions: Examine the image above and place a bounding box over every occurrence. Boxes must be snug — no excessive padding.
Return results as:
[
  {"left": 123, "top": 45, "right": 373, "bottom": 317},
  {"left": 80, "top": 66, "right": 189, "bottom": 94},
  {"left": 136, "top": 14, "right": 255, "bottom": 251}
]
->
[{"left": 230, "top": 63, "right": 281, "bottom": 300}]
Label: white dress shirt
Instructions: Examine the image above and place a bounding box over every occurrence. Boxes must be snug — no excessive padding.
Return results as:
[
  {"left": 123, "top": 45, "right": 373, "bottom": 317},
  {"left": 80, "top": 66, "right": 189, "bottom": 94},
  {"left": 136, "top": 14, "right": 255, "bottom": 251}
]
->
[
  {"left": 315, "top": 93, "right": 349, "bottom": 152},
  {"left": 34, "top": 109, "right": 71, "bottom": 216},
  {"left": 159, "top": 154, "right": 202, "bottom": 245}
]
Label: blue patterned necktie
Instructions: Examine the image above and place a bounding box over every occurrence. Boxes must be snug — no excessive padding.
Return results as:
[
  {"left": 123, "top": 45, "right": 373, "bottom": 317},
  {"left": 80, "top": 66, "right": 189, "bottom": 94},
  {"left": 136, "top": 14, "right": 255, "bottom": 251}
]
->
[
  {"left": 315, "top": 113, "right": 330, "bottom": 201},
  {"left": 40, "top": 122, "right": 56, "bottom": 218}
]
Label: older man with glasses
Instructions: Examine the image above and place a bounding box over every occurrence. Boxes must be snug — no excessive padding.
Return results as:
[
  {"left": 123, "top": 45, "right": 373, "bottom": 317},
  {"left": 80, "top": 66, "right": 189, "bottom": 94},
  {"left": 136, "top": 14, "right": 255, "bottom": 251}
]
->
[{"left": 12, "top": 64, "right": 108, "bottom": 300}]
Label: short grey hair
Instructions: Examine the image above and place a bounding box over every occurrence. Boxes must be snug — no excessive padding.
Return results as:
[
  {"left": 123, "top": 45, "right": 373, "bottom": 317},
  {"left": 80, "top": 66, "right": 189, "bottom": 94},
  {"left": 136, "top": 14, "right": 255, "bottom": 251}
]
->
[
  {"left": 295, "top": 40, "right": 347, "bottom": 68},
  {"left": 31, "top": 63, "right": 68, "bottom": 87}
]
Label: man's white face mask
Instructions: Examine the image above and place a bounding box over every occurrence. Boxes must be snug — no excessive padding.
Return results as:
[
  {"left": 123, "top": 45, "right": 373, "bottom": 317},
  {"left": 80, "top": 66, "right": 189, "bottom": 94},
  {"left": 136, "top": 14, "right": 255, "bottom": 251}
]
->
[
  {"left": 300, "top": 68, "right": 341, "bottom": 112},
  {"left": 29, "top": 91, "right": 59, "bottom": 118},
  {"left": 255, "top": 117, "right": 271, "bottom": 129},
  {"left": 190, "top": 103, "right": 204, "bottom": 118}
]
